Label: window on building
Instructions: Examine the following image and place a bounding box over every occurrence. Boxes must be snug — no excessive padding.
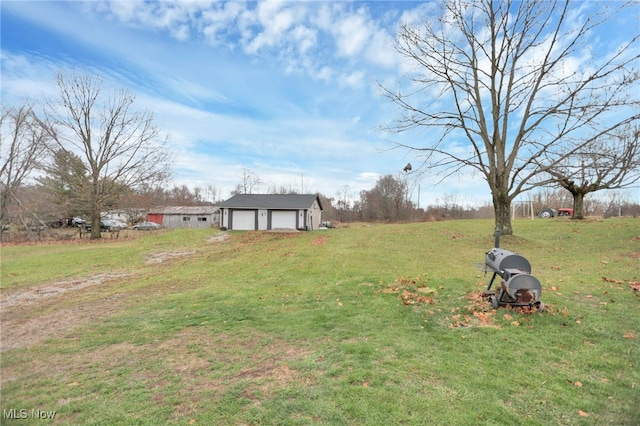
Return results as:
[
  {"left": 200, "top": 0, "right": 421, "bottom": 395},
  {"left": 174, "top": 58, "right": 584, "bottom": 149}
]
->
[
  {"left": 183, "top": 216, "right": 191, "bottom": 221},
  {"left": 197, "top": 217, "right": 207, "bottom": 222}
]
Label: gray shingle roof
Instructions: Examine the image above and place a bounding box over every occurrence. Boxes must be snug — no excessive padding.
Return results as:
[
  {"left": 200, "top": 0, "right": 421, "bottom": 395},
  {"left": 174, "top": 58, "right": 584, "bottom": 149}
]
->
[
  {"left": 149, "top": 206, "right": 219, "bottom": 215},
  {"left": 219, "top": 194, "right": 323, "bottom": 210}
]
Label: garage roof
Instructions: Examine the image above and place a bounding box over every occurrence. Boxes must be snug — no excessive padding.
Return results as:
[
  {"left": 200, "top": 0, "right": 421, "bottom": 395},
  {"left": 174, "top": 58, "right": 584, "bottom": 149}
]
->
[
  {"left": 219, "top": 194, "right": 323, "bottom": 210},
  {"left": 148, "top": 206, "right": 219, "bottom": 215}
]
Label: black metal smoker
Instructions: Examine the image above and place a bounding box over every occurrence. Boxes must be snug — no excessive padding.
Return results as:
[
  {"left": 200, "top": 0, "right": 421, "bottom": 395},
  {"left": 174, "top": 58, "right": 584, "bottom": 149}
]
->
[{"left": 482, "top": 230, "right": 545, "bottom": 311}]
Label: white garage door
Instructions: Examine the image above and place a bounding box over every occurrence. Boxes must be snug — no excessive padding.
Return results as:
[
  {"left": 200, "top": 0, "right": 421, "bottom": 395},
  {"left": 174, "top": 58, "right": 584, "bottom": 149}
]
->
[
  {"left": 271, "top": 211, "right": 297, "bottom": 229},
  {"left": 232, "top": 210, "right": 257, "bottom": 230}
]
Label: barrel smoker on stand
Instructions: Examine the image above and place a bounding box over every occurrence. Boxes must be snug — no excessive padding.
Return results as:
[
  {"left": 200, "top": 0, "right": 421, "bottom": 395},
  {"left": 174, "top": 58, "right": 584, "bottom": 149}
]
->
[{"left": 482, "top": 230, "right": 545, "bottom": 311}]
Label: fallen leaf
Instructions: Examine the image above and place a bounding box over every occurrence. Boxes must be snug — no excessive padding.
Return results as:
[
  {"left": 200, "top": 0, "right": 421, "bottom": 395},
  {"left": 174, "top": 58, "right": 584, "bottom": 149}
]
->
[
  {"left": 574, "top": 381, "right": 583, "bottom": 388},
  {"left": 362, "top": 381, "right": 369, "bottom": 387},
  {"left": 503, "top": 313, "right": 513, "bottom": 320},
  {"left": 473, "top": 311, "right": 491, "bottom": 324},
  {"left": 630, "top": 282, "right": 640, "bottom": 291},
  {"left": 623, "top": 332, "right": 634, "bottom": 339},
  {"left": 189, "top": 419, "right": 196, "bottom": 425},
  {"left": 511, "top": 321, "right": 520, "bottom": 327},
  {"left": 578, "top": 410, "right": 589, "bottom": 417}
]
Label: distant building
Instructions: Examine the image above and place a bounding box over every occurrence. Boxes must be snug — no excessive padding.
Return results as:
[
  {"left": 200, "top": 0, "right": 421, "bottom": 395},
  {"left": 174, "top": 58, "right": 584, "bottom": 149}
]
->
[
  {"left": 218, "top": 194, "right": 323, "bottom": 231},
  {"left": 147, "top": 206, "right": 219, "bottom": 229}
]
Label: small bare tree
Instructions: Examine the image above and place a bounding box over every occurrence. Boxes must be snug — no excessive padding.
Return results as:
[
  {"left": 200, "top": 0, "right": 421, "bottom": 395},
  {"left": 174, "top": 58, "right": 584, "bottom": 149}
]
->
[
  {"left": 41, "top": 72, "right": 172, "bottom": 238},
  {"left": 231, "top": 167, "right": 262, "bottom": 195},
  {"left": 381, "top": 0, "right": 640, "bottom": 234},
  {"left": 0, "top": 104, "right": 50, "bottom": 228},
  {"left": 542, "top": 125, "right": 640, "bottom": 219}
]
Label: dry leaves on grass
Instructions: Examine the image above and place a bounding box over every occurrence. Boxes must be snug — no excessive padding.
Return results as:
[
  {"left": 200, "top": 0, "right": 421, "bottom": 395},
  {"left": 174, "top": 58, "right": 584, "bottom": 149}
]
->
[
  {"left": 567, "top": 379, "right": 583, "bottom": 388},
  {"left": 381, "top": 276, "right": 436, "bottom": 307},
  {"left": 311, "top": 236, "right": 330, "bottom": 246}
]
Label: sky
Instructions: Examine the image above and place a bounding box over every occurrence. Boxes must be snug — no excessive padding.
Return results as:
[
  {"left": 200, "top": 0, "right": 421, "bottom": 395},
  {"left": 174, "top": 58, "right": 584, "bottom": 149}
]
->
[{"left": 1, "top": 0, "right": 639, "bottom": 207}]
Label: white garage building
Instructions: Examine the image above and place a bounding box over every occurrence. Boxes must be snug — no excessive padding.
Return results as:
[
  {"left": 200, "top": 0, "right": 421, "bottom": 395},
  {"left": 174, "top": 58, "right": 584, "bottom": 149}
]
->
[{"left": 219, "top": 194, "right": 323, "bottom": 231}]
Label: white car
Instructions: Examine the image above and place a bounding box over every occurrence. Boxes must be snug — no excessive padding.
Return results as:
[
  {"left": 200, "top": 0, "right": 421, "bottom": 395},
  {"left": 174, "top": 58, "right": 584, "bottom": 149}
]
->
[
  {"left": 102, "top": 219, "right": 128, "bottom": 230},
  {"left": 133, "top": 221, "right": 161, "bottom": 230},
  {"left": 72, "top": 217, "right": 87, "bottom": 226}
]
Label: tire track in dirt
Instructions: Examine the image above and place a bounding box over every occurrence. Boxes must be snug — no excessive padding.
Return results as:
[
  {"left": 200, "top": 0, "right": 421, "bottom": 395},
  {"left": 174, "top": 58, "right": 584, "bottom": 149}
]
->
[
  {"left": 1, "top": 239, "right": 228, "bottom": 353},
  {"left": 0, "top": 273, "right": 133, "bottom": 352}
]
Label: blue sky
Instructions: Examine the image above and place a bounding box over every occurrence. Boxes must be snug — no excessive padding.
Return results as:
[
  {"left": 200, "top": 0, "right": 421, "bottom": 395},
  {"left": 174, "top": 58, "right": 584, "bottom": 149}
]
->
[{"left": 1, "top": 1, "right": 638, "bottom": 206}]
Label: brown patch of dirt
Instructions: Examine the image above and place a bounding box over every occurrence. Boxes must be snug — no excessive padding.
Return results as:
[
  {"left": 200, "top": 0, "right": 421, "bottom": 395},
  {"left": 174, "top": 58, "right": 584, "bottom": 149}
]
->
[
  {"left": 207, "top": 233, "right": 230, "bottom": 244},
  {"left": 267, "top": 228, "right": 301, "bottom": 233},
  {"left": 145, "top": 251, "right": 194, "bottom": 264},
  {"left": 0, "top": 273, "right": 131, "bottom": 310},
  {"left": 311, "top": 236, "right": 330, "bottom": 246},
  {"left": 162, "top": 330, "right": 313, "bottom": 414}
]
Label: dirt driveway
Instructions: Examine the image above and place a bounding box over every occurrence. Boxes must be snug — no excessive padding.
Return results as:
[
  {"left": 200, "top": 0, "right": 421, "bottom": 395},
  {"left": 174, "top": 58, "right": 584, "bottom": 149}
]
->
[
  {"left": 0, "top": 273, "right": 133, "bottom": 352},
  {"left": 0, "top": 235, "right": 233, "bottom": 353}
]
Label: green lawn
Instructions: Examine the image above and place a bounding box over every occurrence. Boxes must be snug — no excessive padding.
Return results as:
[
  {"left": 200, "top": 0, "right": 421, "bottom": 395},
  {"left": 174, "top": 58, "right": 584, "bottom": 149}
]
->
[{"left": 1, "top": 219, "right": 638, "bottom": 425}]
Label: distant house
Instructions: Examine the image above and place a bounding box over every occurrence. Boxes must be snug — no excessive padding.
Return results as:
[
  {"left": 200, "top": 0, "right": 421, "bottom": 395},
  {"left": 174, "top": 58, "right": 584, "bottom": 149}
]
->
[
  {"left": 148, "top": 206, "right": 219, "bottom": 229},
  {"left": 219, "top": 194, "right": 323, "bottom": 231}
]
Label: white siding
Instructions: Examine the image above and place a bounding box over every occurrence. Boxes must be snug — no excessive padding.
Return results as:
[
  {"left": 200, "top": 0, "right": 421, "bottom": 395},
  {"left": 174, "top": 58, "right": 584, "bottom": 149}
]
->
[{"left": 258, "top": 209, "right": 268, "bottom": 230}]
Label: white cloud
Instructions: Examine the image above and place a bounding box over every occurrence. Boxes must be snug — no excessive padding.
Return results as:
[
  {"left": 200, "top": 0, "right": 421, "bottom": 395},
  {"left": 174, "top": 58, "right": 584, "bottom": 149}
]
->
[
  {"left": 339, "top": 70, "right": 366, "bottom": 89},
  {"left": 364, "top": 29, "right": 397, "bottom": 69},
  {"left": 333, "top": 8, "right": 372, "bottom": 58},
  {"left": 201, "top": 2, "right": 246, "bottom": 45}
]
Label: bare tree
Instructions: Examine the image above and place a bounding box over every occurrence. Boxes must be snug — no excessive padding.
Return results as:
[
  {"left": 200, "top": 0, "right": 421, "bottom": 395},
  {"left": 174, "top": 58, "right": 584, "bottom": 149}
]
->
[
  {"left": 205, "top": 184, "right": 218, "bottom": 204},
  {"left": 381, "top": 0, "right": 640, "bottom": 234},
  {"left": 0, "top": 104, "right": 50, "bottom": 228},
  {"left": 542, "top": 125, "right": 640, "bottom": 219},
  {"left": 334, "top": 185, "right": 352, "bottom": 222},
  {"left": 231, "top": 167, "right": 262, "bottom": 195},
  {"left": 361, "top": 174, "right": 413, "bottom": 221},
  {"left": 41, "top": 72, "right": 172, "bottom": 238}
]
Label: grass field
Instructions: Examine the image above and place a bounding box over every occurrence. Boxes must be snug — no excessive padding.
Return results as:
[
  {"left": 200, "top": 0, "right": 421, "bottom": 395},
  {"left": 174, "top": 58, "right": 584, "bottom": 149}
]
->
[{"left": 1, "top": 219, "right": 639, "bottom": 425}]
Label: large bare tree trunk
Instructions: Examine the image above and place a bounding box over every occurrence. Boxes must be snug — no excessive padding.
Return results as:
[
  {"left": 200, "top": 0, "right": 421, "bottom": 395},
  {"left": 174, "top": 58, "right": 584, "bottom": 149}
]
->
[
  {"left": 572, "top": 192, "right": 586, "bottom": 220},
  {"left": 492, "top": 193, "right": 512, "bottom": 236}
]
